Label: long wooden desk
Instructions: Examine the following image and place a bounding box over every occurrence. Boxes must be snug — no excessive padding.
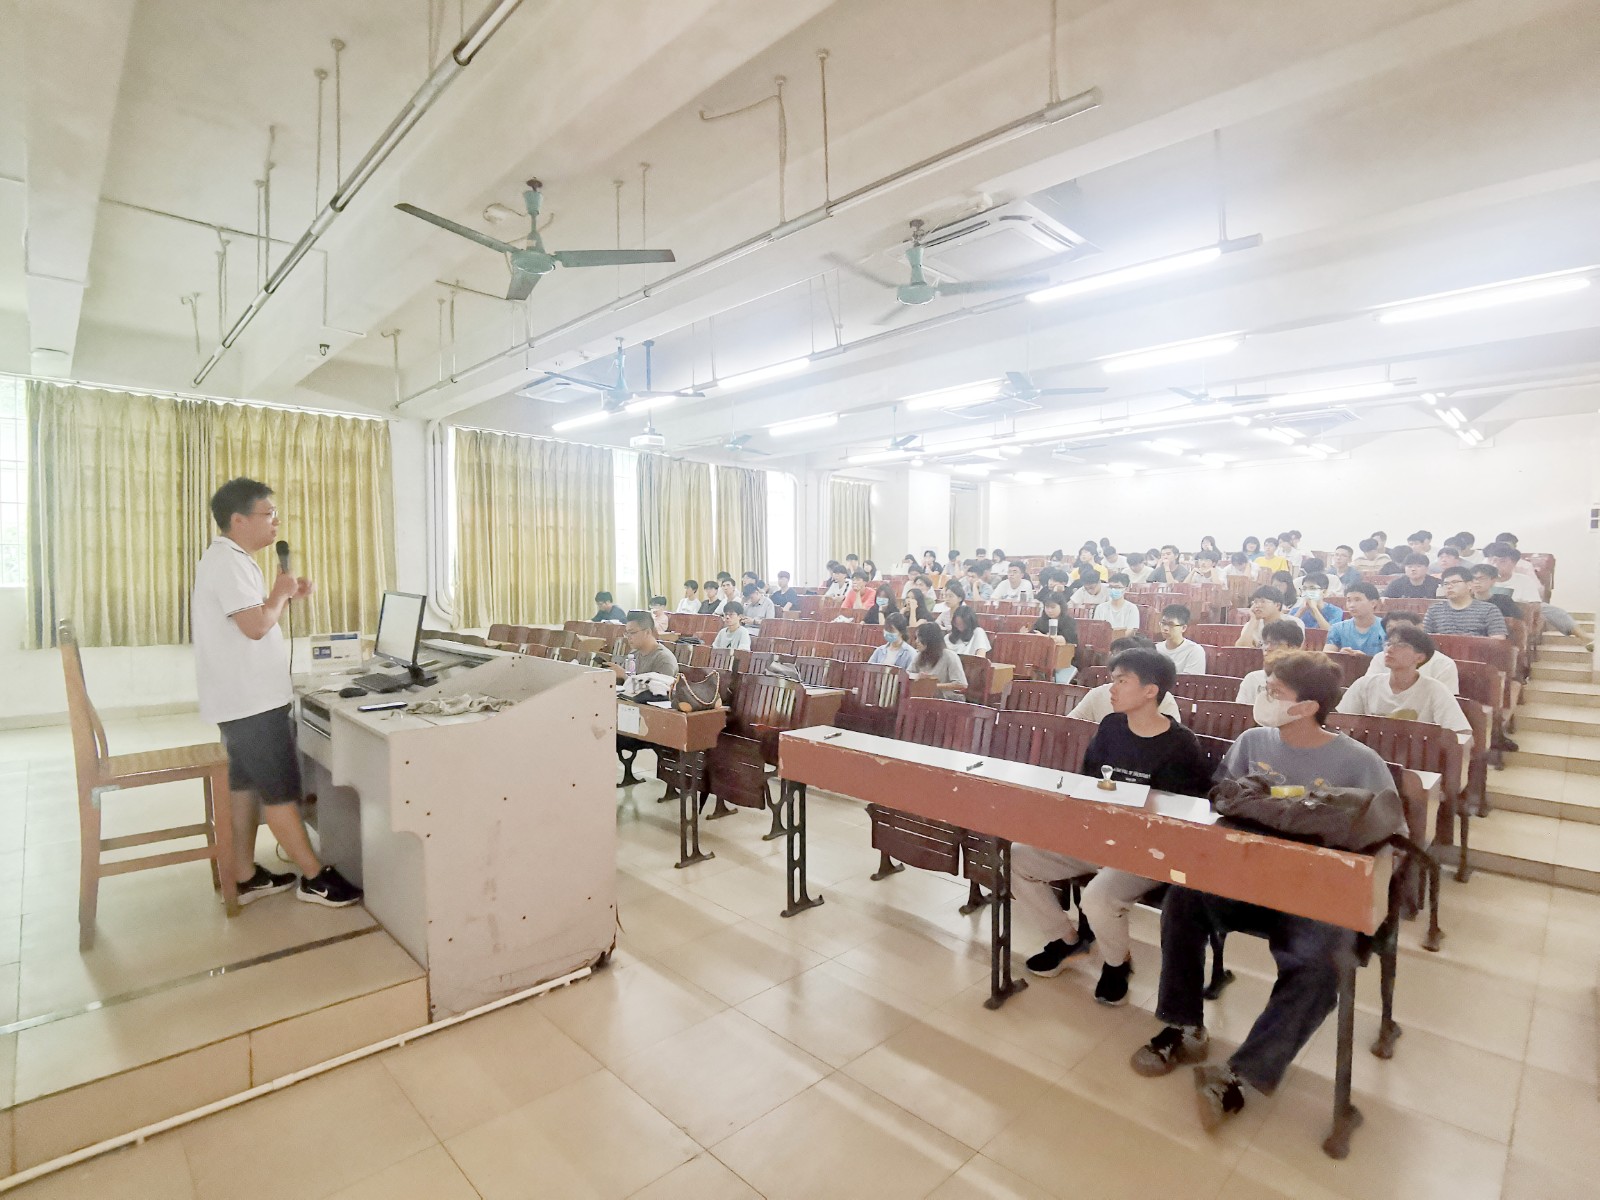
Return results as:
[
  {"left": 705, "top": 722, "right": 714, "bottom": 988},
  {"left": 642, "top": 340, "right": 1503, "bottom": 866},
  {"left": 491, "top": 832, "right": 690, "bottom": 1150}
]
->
[
  {"left": 615, "top": 699, "right": 726, "bottom": 868},
  {"left": 776, "top": 726, "right": 1405, "bottom": 1158}
]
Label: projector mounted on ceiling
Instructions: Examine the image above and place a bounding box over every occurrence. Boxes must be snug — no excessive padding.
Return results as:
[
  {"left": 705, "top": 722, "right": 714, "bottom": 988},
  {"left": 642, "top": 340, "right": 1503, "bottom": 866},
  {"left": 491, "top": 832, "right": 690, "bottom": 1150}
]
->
[{"left": 630, "top": 429, "right": 666, "bottom": 450}]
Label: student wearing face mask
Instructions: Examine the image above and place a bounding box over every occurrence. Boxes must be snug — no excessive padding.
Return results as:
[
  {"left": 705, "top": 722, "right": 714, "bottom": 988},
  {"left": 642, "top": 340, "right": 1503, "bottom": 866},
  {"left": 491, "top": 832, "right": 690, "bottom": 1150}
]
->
[
  {"left": 1288, "top": 572, "right": 1342, "bottom": 631},
  {"left": 868, "top": 611, "right": 916, "bottom": 670},
  {"left": 1093, "top": 573, "right": 1142, "bottom": 634},
  {"left": 1131, "top": 652, "right": 1395, "bottom": 1130}
]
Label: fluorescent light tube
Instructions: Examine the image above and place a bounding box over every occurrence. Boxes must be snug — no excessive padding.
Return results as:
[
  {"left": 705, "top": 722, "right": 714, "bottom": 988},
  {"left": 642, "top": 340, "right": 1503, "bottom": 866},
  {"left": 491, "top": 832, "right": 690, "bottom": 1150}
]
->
[
  {"left": 1377, "top": 275, "right": 1590, "bottom": 324},
  {"left": 904, "top": 380, "right": 1003, "bottom": 411},
  {"left": 552, "top": 409, "right": 610, "bottom": 432},
  {"left": 1100, "top": 335, "right": 1242, "bottom": 374},
  {"left": 1028, "top": 245, "right": 1223, "bottom": 304},
  {"left": 622, "top": 395, "right": 675, "bottom": 414},
  {"left": 1447, "top": 407, "right": 1467, "bottom": 424},
  {"left": 1437, "top": 408, "right": 1460, "bottom": 429},
  {"left": 847, "top": 447, "right": 914, "bottom": 466},
  {"left": 715, "top": 356, "right": 811, "bottom": 392},
  {"left": 767, "top": 412, "right": 838, "bottom": 437}
]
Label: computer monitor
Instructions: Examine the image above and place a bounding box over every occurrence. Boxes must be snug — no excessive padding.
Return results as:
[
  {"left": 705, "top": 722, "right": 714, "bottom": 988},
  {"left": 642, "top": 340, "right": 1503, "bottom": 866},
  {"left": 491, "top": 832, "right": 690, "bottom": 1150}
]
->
[{"left": 374, "top": 591, "right": 426, "bottom": 668}]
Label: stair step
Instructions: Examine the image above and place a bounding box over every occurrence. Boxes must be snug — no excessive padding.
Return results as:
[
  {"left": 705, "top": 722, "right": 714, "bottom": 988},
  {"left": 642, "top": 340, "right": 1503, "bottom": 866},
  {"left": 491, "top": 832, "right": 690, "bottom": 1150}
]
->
[
  {"left": 1442, "top": 809, "right": 1600, "bottom": 893},
  {"left": 1531, "top": 661, "right": 1596, "bottom": 683},
  {"left": 1523, "top": 680, "right": 1600, "bottom": 709},
  {"left": 1516, "top": 703, "right": 1600, "bottom": 736},
  {"left": 1501, "top": 730, "right": 1600, "bottom": 776},
  {"left": 1537, "top": 644, "right": 1593, "bottom": 662},
  {"left": 1485, "top": 763, "right": 1600, "bottom": 824}
]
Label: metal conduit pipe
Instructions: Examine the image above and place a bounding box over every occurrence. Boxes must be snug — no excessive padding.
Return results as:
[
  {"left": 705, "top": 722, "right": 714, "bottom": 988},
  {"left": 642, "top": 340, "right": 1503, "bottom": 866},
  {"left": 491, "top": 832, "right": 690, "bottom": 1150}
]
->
[
  {"left": 394, "top": 86, "right": 1102, "bottom": 410},
  {"left": 191, "top": 0, "right": 526, "bottom": 388}
]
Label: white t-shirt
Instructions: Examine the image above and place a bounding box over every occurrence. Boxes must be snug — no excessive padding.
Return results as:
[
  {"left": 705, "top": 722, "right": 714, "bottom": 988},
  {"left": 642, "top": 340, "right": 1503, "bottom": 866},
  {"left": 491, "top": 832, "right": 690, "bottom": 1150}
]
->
[
  {"left": 191, "top": 536, "right": 293, "bottom": 725},
  {"left": 1158, "top": 638, "right": 1207, "bottom": 677},
  {"left": 1336, "top": 673, "right": 1470, "bottom": 733},
  {"left": 1069, "top": 684, "right": 1182, "bottom": 724},
  {"left": 990, "top": 580, "right": 1033, "bottom": 604},
  {"left": 1364, "top": 648, "right": 1459, "bottom": 695},
  {"left": 1093, "top": 599, "right": 1142, "bottom": 633},
  {"left": 1072, "top": 586, "right": 1109, "bottom": 607},
  {"left": 675, "top": 598, "right": 701, "bottom": 614},
  {"left": 947, "top": 625, "right": 992, "bottom": 658},
  {"left": 1235, "top": 670, "right": 1267, "bottom": 705},
  {"left": 1494, "top": 572, "right": 1542, "bottom": 603}
]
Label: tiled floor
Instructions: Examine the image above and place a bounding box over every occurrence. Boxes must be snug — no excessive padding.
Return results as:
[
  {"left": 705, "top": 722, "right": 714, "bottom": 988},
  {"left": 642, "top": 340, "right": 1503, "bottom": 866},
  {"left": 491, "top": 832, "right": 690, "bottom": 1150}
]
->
[{"left": 6, "top": 721, "right": 1600, "bottom": 1198}]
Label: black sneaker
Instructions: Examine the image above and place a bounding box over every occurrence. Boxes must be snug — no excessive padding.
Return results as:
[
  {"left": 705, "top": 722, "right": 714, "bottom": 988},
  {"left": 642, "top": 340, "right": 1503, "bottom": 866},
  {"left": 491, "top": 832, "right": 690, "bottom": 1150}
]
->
[
  {"left": 235, "top": 864, "right": 297, "bottom": 905},
  {"left": 1130, "top": 1025, "right": 1209, "bottom": 1076},
  {"left": 1193, "top": 1065, "right": 1246, "bottom": 1130},
  {"left": 298, "top": 866, "right": 363, "bottom": 908},
  {"left": 1095, "top": 960, "right": 1133, "bottom": 1006},
  {"left": 1024, "top": 938, "right": 1093, "bottom": 978}
]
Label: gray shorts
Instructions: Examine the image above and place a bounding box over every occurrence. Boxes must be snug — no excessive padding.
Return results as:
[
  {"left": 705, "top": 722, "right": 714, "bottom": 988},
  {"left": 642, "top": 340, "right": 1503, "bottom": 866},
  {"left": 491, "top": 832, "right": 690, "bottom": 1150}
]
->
[{"left": 218, "top": 705, "right": 304, "bottom": 804}]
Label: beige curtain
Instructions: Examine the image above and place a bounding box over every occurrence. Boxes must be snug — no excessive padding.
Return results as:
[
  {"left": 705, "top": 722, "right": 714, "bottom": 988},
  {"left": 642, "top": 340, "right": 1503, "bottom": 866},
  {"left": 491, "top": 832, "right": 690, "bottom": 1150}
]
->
[
  {"left": 715, "top": 464, "right": 768, "bottom": 580},
  {"left": 455, "top": 428, "right": 614, "bottom": 628},
  {"left": 830, "top": 476, "right": 873, "bottom": 563},
  {"left": 638, "top": 454, "right": 713, "bottom": 602},
  {"left": 26, "top": 381, "right": 394, "bottom": 648}
]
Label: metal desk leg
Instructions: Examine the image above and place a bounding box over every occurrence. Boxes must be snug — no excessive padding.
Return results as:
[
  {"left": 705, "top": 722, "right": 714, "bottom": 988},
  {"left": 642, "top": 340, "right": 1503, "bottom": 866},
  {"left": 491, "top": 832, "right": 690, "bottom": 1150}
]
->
[
  {"left": 1322, "top": 959, "right": 1363, "bottom": 1159},
  {"left": 984, "top": 839, "right": 1027, "bottom": 1010},
  {"left": 1371, "top": 942, "right": 1403, "bottom": 1059},
  {"left": 674, "top": 750, "right": 715, "bottom": 870},
  {"left": 617, "top": 744, "right": 643, "bottom": 787},
  {"left": 781, "top": 781, "right": 824, "bottom": 917}
]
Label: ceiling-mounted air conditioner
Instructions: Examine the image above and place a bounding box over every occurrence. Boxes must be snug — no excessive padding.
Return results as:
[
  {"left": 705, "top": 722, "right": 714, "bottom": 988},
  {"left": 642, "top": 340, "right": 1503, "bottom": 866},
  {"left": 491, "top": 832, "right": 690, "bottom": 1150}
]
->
[{"left": 908, "top": 199, "right": 1097, "bottom": 283}]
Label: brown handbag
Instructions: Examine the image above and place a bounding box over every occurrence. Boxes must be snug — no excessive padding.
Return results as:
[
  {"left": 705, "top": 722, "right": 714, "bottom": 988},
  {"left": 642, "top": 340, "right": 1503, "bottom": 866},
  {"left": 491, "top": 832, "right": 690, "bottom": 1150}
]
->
[{"left": 673, "top": 670, "right": 721, "bottom": 712}]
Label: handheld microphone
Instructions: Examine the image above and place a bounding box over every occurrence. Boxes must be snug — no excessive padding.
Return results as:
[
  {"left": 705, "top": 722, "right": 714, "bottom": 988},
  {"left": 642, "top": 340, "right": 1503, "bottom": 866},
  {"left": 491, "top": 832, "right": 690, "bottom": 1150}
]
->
[{"left": 275, "top": 540, "right": 291, "bottom": 575}]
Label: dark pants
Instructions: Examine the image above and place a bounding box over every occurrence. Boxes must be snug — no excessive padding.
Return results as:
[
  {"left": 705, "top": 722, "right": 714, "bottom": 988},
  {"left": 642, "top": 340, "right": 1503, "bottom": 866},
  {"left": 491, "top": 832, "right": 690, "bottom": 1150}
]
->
[{"left": 1155, "top": 886, "right": 1355, "bottom": 1093}]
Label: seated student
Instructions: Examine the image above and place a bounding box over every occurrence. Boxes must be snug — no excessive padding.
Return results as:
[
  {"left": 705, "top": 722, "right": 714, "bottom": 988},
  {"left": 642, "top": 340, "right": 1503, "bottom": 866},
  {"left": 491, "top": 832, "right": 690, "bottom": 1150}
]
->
[
  {"left": 741, "top": 581, "right": 776, "bottom": 625},
  {"left": 840, "top": 570, "right": 876, "bottom": 611},
  {"left": 989, "top": 548, "right": 1012, "bottom": 575},
  {"left": 1383, "top": 554, "right": 1441, "bottom": 599},
  {"left": 715, "top": 577, "right": 740, "bottom": 613},
  {"left": 935, "top": 581, "right": 966, "bottom": 627},
  {"left": 1280, "top": 529, "right": 1305, "bottom": 567},
  {"left": 1349, "top": 537, "right": 1389, "bottom": 574},
  {"left": 1326, "top": 583, "right": 1385, "bottom": 655},
  {"left": 1234, "top": 586, "right": 1288, "bottom": 648},
  {"left": 649, "top": 596, "right": 671, "bottom": 634},
  {"left": 843, "top": 553, "right": 862, "bottom": 579},
  {"left": 611, "top": 610, "right": 680, "bottom": 687},
  {"left": 823, "top": 561, "right": 850, "bottom": 598},
  {"left": 1450, "top": 531, "right": 1483, "bottom": 565},
  {"left": 676, "top": 580, "right": 703, "bottom": 614},
  {"left": 1186, "top": 550, "right": 1225, "bottom": 585},
  {"left": 1272, "top": 570, "right": 1298, "bottom": 611},
  {"left": 1072, "top": 571, "right": 1110, "bottom": 608},
  {"left": 1252, "top": 535, "right": 1290, "bottom": 576},
  {"left": 963, "top": 563, "right": 995, "bottom": 602},
  {"left": 1337, "top": 625, "right": 1470, "bottom": 733},
  {"left": 1131, "top": 652, "right": 1395, "bottom": 1128},
  {"left": 1034, "top": 592, "right": 1080, "bottom": 683},
  {"left": 900, "top": 554, "right": 920, "bottom": 576},
  {"left": 901, "top": 588, "right": 936, "bottom": 627},
  {"left": 592, "top": 591, "right": 627, "bottom": 623},
  {"left": 1199, "top": 535, "right": 1220, "bottom": 556},
  {"left": 1241, "top": 535, "right": 1262, "bottom": 560},
  {"left": 1101, "top": 545, "right": 1128, "bottom": 575},
  {"left": 1233, "top": 619, "right": 1304, "bottom": 703},
  {"left": 1288, "top": 571, "right": 1342, "bottom": 631},
  {"left": 946, "top": 605, "right": 993, "bottom": 658},
  {"left": 868, "top": 611, "right": 916, "bottom": 670},
  {"left": 1469, "top": 564, "right": 1522, "bottom": 623},
  {"left": 909, "top": 621, "right": 967, "bottom": 694},
  {"left": 946, "top": 549, "right": 963, "bottom": 578},
  {"left": 1405, "top": 529, "right": 1434, "bottom": 561},
  {"left": 991, "top": 562, "right": 1034, "bottom": 604},
  {"left": 1431, "top": 543, "right": 1465, "bottom": 576},
  {"left": 1155, "top": 605, "right": 1207, "bottom": 676},
  {"left": 1124, "top": 551, "right": 1156, "bottom": 586},
  {"left": 1485, "top": 542, "right": 1591, "bottom": 650},
  {"left": 1328, "top": 545, "right": 1363, "bottom": 593},
  {"left": 1017, "top": 648, "right": 1212, "bottom": 998},
  {"left": 1094, "top": 574, "right": 1143, "bottom": 634},
  {"left": 1070, "top": 636, "right": 1184, "bottom": 722},
  {"left": 1423, "top": 566, "right": 1507, "bottom": 639},
  {"left": 711, "top": 602, "right": 752, "bottom": 651},
  {"left": 697, "top": 580, "right": 722, "bottom": 615},
  {"left": 1223, "top": 551, "right": 1254, "bottom": 579},
  {"left": 1149, "top": 545, "right": 1191, "bottom": 584},
  {"left": 768, "top": 571, "right": 800, "bottom": 611},
  {"left": 1364, "top": 611, "right": 1459, "bottom": 693},
  {"left": 920, "top": 549, "right": 942, "bottom": 579},
  {"left": 1075, "top": 545, "right": 1110, "bottom": 581},
  {"left": 861, "top": 558, "right": 880, "bottom": 581}
]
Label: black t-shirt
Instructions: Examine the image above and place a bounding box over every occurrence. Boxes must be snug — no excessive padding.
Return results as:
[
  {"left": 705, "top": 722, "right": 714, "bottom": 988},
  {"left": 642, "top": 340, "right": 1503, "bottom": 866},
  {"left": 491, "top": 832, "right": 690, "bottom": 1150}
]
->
[
  {"left": 1032, "top": 613, "right": 1080, "bottom": 642},
  {"left": 592, "top": 604, "right": 626, "bottom": 622},
  {"left": 769, "top": 587, "right": 799, "bottom": 610},
  {"left": 1481, "top": 592, "right": 1520, "bottom": 621},
  {"left": 1384, "top": 576, "right": 1441, "bottom": 599},
  {"left": 1083, "top": 712, "right": 1212, "bottom": 796}
]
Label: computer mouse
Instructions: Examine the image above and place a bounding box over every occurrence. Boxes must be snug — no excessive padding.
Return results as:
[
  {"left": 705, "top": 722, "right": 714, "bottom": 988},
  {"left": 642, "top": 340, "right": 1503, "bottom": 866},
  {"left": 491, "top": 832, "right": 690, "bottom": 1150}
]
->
[{"left": 338, "top": 686, "right": 369, "bottom": 699}]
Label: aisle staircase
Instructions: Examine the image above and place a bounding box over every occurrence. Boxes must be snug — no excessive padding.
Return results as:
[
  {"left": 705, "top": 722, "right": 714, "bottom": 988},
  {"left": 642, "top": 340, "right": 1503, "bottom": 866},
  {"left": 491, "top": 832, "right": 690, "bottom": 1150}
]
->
[{"left": 1466, "top": 616, "right": 1600, "bottom": 891}]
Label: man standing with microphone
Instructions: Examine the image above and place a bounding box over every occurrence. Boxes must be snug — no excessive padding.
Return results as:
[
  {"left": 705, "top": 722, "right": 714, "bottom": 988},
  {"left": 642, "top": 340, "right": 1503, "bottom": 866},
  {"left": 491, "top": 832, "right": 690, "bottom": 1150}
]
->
[{"left": 192, "top": 478, "right": 362, "bottom": 906}]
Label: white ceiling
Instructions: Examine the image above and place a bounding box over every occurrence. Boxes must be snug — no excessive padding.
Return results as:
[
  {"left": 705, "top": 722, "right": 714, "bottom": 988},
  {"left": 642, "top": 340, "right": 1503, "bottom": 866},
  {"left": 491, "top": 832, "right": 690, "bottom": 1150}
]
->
[{"left": 1, "top": 0, "right": 1597, "bottom": 480}]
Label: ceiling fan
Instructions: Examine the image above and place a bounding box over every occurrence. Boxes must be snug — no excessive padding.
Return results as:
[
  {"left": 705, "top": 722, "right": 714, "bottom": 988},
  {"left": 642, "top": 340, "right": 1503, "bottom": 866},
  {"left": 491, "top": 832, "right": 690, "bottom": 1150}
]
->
[
  {"left": 1001, "top": 371, "right": 1108, "bottom": 401},
  {"left": 721, "top": 434, "right": 770, "bottom": 457},
  {"left": 534, "top": 339, "right": 701, "bottom": 411},
  {"left": 396, "top": 179, "right": 676, "bottom": 301},
  {"left": 836, "top": 219, "right": 1050, "bottom": 325}
]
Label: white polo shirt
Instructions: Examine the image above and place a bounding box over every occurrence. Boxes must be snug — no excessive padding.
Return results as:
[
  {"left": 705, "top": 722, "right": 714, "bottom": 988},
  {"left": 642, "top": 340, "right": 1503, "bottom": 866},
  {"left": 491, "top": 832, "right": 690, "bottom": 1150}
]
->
[{"left": 192, "top": 537, "right": 292, "bottom": 724}]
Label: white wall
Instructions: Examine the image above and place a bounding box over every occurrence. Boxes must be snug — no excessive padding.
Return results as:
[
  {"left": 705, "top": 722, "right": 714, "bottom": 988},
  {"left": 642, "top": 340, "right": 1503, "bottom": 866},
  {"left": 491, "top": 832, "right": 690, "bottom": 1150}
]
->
[
  {"left": 872, "top": 468, "right": 951, "bottom": 569},
  {"left": 989, "top": 410, "right": 1600, "bottom": 610}
]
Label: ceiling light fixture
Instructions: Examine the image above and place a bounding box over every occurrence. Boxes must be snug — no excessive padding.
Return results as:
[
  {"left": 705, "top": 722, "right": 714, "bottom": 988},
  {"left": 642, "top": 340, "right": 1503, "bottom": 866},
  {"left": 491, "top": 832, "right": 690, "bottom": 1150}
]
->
[
  {"left": 1420, "top": 392, "right": 1439, "bottom": 406},
  {"left": 767, "top": 411, "right": 838, "bottom": 437},
  {"left": 1100, "top": 335, "right": 1242, "bottom": 374},
  {"left": 1436, "top": 408, "right": 1461, "bottom": 429},
  {"left": 903, "top": 379, "right": 1004, "bottom": 411},
  {"left": 551, "top": 409, "right": 610, "bottom": 433},
  {"left": 714, "top": 355, "right": 812, "bottom": 392},
  {"left": 1026, "top": 245, "right": 1224, "bottom": 305},
  {"left": 846, "top": 447, "right": 916, "bottom": 466},
  {"left": 1376, "top": 272, "right": 1592, "bottom": 324},
  {"left": 1447, "top": 407, "right": 1467, "bottom": 424}
]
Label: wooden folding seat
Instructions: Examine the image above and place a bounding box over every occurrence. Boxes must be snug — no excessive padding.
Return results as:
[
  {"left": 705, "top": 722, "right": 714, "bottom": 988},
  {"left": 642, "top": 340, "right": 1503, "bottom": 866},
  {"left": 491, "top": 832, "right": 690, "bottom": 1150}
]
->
[
  {"left": 1190, "top": 624, "right": 1243, "bottom": 648},
  {"left": 834, "top": 662, "right": 907, "bottom": 739},
  {"left": 793, "top": 656, "right": 834, "bottom": 686},
  {"left": 1181, "top": 698, "right": 1255, "bottom": 739},
  {"left": 1206, "top": 645, "right": 1263, "bottom": 678},
  {"left": 1003, "top": 679, "right": 1087, "bottom": 716},
  {"left": 487, "top": 623, "right": 515, "bottom": 644},
  {"left": 830, "top": 643, "right": 873, "bottom": 664},
  {"left": 990, "top": 710, "right": 1096, "bottom": 773},
  {"left": 989, "top": 631, "right": 1056, "bottom": 682},
  {"left": 1078, "top": 665, "right": 1110, "bottom": 687},
  {"left": 1172, "top": 674, "right": 1244, "bottom": 704}
]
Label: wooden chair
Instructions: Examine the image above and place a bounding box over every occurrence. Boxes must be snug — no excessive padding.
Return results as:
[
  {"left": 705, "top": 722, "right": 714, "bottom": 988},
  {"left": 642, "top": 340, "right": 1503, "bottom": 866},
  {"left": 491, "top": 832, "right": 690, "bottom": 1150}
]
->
[
  {"left": 1172, "top": 674, "right": 1244, "bottom": 704},
  {"left": 486, "top": 623, "right": 515, "bottom": 644},
  {"left": 1003, "top": 679, "right": 1086, "bottom": 717},
  {"left": 793, "top": 656, "right": 834, "bottom": 687},
  {"left": 1190, "top": 623, "right": 1244, "bottom": 648},
  {"left": 60, "top": 620, "right": 238, "bottom": 949},
  {"left": 830, "top": 643, "right": 874, "bottom": 664},
  {"left": 894, "top": 697, "right": 993, "bottom": 755},
  {"left": 1301, "top": 628, "right": 1328, "bottom": 651},
  {"left": 1206, "top": 645, "right": 1263, "bottom": 679},
  {"left": 1181, "top": 698, "right": 1255, "bottom": 739},
  {"left": 1324, "top": 651, "right": 1369, "bottom": 689},
  {"left": 1078, "top": 665, "right": 1110, "bottom": 687},
  {"left": 835, "top": 662, "right": 907, "bottom": 738},
  {"left": 706, "top": 674, "right": 802, "bottom": 832},
  {"left": 991, "top": 710, "right": 1096, "bottom": 773}
]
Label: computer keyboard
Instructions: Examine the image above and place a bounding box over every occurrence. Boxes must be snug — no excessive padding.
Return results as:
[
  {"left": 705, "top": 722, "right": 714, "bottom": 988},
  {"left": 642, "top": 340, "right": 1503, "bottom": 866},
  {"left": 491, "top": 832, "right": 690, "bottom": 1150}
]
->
[{"left": 352, "top": 671, "right": 413, "bottom": 694}]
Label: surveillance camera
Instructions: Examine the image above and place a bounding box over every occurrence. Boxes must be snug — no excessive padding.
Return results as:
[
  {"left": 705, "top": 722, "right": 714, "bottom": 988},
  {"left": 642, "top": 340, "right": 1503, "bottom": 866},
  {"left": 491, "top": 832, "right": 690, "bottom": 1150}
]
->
[{"left": 318, "top": 343, "right": 330, "bottom": 357}]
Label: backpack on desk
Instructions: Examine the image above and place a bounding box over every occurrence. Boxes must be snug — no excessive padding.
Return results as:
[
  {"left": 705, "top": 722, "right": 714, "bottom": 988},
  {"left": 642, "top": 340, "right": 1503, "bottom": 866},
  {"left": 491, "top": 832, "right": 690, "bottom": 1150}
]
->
[{"left": 1209, "top": 774, "right": 1404, "bottom": 853}]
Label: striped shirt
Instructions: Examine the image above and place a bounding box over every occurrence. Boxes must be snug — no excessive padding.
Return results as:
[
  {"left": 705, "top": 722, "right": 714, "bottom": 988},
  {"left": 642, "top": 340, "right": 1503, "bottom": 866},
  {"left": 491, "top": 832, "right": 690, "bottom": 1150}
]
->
[{"left": 1422, "top": 599, "right": 1507, "bottom": 639}]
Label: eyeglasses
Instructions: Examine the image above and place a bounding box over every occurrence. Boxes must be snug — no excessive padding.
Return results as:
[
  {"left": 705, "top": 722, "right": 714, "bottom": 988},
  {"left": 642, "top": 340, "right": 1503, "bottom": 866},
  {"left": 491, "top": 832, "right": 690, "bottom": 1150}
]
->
[
  {"left": 1159, "top": 620, "right": 1186, "bottom": 629},
  {"left": 250, "top": 507, "right": 279, "bottom": 520}
]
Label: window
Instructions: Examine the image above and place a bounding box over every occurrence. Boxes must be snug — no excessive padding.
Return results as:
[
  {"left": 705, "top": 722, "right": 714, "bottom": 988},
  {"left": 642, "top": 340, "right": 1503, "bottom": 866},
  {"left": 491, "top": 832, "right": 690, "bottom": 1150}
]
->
[{"left": 0, "top": 378, "right": 24, "bottom": 586}]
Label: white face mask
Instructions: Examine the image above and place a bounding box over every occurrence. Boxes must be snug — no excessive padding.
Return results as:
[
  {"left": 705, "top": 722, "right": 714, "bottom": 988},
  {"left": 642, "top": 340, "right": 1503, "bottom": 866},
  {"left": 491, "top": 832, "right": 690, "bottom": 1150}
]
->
[{"left": 1252, "top": 693, "right": 1299, "bottom": 728}]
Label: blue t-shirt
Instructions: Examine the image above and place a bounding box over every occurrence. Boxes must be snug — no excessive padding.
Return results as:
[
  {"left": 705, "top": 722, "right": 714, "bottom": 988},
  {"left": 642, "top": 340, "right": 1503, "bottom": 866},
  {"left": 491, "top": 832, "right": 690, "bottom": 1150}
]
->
[
  {"left": 1326, "top": 617, "right": 1385, "bottom": 655},
  {"left": 1295, "top": 603, "right": 1343, "bottom": 629}
]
